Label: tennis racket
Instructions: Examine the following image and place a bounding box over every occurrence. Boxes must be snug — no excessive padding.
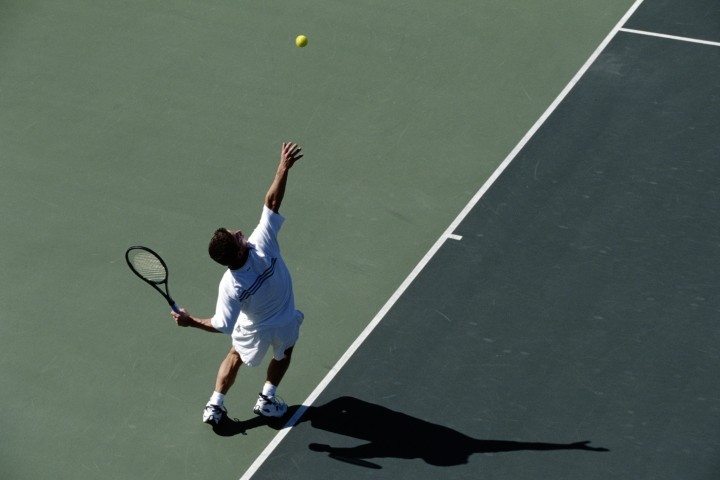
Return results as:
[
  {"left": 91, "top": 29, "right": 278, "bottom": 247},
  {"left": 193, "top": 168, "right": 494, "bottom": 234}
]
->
[{"left": 125, "top": 246, "right": 181, "bottom": 313}]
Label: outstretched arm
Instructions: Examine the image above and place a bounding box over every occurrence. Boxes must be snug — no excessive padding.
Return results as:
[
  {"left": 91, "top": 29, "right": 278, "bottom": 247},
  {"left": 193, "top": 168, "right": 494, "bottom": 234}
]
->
[{"left": 265, "top": 142, "right": 303, "bottom": 213}]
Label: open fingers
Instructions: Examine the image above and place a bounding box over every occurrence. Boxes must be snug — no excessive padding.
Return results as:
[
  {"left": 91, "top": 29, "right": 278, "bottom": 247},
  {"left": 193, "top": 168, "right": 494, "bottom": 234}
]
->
[{"left": 283, "top": 142, "right": 303, "bottom": 162}]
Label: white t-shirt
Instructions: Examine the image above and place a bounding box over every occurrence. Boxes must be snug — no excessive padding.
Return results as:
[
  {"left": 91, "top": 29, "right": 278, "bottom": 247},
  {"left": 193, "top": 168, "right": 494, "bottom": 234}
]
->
[{"left": 211, "top": 206, "right": 302, "bottom": 335}]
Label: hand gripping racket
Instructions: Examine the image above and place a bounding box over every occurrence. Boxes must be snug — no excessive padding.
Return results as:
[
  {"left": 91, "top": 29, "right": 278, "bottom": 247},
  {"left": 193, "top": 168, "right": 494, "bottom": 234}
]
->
[{"left": 125, "top": 246, "right": 181, "bottom": 313}]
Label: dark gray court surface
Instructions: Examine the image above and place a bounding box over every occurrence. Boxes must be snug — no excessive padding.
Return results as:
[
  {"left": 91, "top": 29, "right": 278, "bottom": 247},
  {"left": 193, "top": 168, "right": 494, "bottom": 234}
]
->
[{"left": 247, "top": 2, "right": 720, "bottom": 479}]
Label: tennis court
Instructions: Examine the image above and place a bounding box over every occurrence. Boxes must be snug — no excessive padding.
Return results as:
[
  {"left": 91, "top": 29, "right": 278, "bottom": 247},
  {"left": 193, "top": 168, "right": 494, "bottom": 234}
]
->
[{"left": 1, "top": 1, "right": 718, "bottom": 479}]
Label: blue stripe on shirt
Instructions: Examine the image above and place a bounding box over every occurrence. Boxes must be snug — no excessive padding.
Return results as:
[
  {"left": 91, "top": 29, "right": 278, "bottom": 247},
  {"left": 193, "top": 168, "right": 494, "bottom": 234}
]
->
[{"left": 237, "top": 257, "right": 277, "bottom": 303}]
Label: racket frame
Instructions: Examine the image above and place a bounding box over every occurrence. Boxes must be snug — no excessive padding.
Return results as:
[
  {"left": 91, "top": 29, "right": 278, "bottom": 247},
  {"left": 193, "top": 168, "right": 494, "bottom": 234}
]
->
[{"left": 125, "top": 245, "right": 181, "bottom": 313}]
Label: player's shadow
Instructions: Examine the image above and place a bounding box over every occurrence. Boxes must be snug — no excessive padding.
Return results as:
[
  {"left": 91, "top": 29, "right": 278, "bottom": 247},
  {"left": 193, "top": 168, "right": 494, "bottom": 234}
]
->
[
  {"left": 303, "top": 397, "right": 608, "bottom": 468},
  {"left": 213, "top": 396, "right": 608, "bottom": 468},
  {"left": 300, "top": 396, "right": 608, "bottom": 468}
]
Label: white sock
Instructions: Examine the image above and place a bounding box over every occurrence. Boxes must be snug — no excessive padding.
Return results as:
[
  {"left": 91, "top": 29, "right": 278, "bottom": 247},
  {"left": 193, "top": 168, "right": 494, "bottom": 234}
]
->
[
  {"left": 208, "top": 391, "right": 225, "bottom": 406},
  {"left": 262, "top": 383, "right": 277, "bottom": 398}
]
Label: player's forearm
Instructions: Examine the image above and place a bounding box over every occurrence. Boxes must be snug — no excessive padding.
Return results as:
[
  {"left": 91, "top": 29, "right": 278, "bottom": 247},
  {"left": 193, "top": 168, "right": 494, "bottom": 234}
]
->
[
  {"left": 265, "top": 142, "right": 302, "bottom": 213},
  {"left": 183, "top": 315, "right": 220, "bottom": 333},
  {"left": 265, "top": 165, "right": 290, "bottom": 213}
]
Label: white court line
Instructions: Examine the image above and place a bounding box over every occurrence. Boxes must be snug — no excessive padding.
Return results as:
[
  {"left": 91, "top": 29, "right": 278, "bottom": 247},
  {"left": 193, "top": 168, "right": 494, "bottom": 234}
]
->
[
  {"left": 448, "top": 233, "right": 463, "bottom": 241},
  {"left": 239, "top": 1, "right": 646, "bottom": 478},
  {"left": 620, "top": 28, "right": 720, "bottom": 48}
]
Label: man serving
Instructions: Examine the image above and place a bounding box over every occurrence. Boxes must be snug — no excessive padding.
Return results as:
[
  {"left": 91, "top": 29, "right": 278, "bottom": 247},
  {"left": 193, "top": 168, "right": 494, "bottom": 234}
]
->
[{"left": 172, "top": 142, "right": 305, "bottom": 426}]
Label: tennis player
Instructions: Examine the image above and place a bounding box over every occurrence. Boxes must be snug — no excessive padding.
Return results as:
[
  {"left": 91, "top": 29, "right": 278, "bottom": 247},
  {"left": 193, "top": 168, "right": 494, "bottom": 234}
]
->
[{"left": 171, "top": 142, "right": 304, "bottom": 426}]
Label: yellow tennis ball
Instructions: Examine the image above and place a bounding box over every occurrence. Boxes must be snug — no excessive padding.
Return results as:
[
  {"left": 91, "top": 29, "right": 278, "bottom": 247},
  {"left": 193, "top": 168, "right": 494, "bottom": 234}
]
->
[{"left": 295, "top": 35, "right": 308, "bottom": 48}]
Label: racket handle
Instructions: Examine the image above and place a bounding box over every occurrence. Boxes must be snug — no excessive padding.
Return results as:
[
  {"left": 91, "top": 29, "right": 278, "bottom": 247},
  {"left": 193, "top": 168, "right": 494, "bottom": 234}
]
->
[{"left": 171, "top": 303, "right": 182, "bottom": 313}]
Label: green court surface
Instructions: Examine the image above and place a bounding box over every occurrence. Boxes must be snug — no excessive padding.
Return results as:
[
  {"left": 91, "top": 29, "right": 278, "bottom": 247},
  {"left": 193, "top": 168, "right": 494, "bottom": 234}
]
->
[{"left": 1, "top": 0, "right": 690, "bottom": 479}]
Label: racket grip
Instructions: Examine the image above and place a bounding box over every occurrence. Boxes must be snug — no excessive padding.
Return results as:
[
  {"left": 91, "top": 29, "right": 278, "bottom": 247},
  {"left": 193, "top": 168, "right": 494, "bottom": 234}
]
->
[{"left": 171, "top": 303, "right": 182, "bottom": 314}]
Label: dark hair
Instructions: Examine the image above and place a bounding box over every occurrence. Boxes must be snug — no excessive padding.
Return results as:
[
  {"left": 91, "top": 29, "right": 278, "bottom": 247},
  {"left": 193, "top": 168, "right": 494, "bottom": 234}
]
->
[{"left": 208, "top": 228, "right": 239, "bottom": 266}]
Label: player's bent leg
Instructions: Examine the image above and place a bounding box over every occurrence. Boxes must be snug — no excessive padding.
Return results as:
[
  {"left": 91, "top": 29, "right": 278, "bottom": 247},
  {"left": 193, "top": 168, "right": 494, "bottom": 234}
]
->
[
  {"left": 216, "top": 347, "right": 243, "bottom": 394},
  {"left": 266, "top": 346, "right": 293, "bottom": 387},
  {"left": 203, "top": 347, "right": 243, "bottom": 426}
]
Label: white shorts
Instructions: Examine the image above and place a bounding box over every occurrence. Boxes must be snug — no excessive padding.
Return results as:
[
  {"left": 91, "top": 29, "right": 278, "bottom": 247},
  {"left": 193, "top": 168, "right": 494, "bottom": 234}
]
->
[{"left": 232, "top": 315, "right": 302, "bottom": 367}]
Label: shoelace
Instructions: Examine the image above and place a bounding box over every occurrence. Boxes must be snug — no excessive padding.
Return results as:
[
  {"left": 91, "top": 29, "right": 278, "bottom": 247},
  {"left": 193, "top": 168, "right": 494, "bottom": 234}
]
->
[{"left": 259, "top": 394, "right": 285, "bottom": 407}]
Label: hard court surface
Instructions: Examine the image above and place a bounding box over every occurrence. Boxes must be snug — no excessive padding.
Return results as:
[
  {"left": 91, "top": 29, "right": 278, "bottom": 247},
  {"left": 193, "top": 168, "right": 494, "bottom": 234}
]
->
[
  {"left": 249, "top": 0, "right": 720, "bottom": 479},
  {"left": 1, "top": 1, "right": 718, "bottom": 479}
]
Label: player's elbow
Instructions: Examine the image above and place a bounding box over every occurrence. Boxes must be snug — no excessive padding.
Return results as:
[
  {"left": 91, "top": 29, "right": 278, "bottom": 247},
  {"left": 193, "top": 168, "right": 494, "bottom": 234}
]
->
[{"left": 265, "top": 196, "right": 281, "bottom": 213}]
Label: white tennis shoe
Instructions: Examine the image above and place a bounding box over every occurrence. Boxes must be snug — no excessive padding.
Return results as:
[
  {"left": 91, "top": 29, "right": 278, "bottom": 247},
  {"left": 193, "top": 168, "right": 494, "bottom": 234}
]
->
[
  {"left": 202, "top": 404, "right": 227, "bottom": 426},
  {"left": 253, "top": 394, "right": 287, "bottom": 417}
]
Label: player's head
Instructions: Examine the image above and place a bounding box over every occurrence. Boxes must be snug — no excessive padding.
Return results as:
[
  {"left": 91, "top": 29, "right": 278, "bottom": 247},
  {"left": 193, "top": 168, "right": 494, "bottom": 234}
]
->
[{"left": 209, "top": 228, "right": 246, "bottom": 267}]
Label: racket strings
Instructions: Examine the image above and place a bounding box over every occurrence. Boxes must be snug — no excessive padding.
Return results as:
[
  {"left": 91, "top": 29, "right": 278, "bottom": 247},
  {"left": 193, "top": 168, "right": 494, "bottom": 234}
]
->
[{"left": 129, "top": 250, "right": 168, "bottom": 283}]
